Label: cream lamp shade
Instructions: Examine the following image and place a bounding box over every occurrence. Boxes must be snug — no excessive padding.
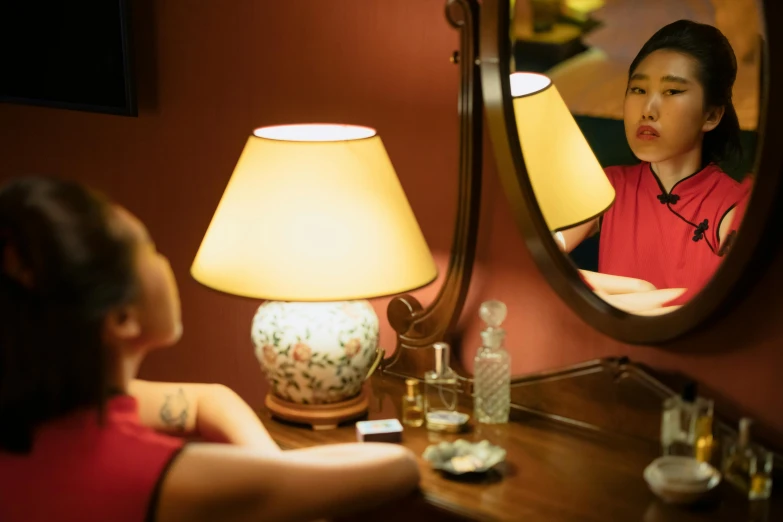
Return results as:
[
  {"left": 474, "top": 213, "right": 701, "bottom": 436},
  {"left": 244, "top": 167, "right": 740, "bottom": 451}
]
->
[
  {"left": 191, "top": 124, "right": 438, "bottom": 428},
  {"left": 510, "top": 72, "right": 615, "bottom": 232},
  {"left": 191, "top": 123, "right": 437, "bottom": 301}
]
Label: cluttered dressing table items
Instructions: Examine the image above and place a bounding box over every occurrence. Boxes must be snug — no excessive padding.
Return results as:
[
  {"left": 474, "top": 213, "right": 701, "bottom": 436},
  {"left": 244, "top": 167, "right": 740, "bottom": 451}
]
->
[{"left": 264, "top": 357, "right": 782, "bottom": 521}]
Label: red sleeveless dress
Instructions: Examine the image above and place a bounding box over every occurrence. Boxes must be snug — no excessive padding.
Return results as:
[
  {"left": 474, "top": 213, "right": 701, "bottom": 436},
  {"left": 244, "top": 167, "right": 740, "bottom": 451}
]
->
[
  {"left": 598, "top": 162, "right": 748, "bottom": 305},
  {"left": 0, "top": 395, "right": 185, "bottom": 522}
]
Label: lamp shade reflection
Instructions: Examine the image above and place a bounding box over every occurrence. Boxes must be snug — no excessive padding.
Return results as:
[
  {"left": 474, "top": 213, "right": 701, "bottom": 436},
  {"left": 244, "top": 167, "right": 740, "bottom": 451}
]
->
[{"left": 510, "top": 72, "right": 615, "bottom": 231}]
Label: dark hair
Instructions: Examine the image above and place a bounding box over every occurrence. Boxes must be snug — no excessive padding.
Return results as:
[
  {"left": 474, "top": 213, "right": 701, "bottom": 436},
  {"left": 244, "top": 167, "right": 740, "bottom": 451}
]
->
[
  {"left": 628, "top": 19, "right": 742, "bottom": 167},
  {"left": 0, "top": 177, "right": 137, "bottom": 453}
]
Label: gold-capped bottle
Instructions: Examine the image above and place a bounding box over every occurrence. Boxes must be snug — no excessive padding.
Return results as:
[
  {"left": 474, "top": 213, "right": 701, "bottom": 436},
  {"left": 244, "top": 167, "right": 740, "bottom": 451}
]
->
[
  {"left": 694, "top": 399, "right": 715, "bottom": 464},
  {"left": 401, "top": 379, "right": 424, "bottom": 428}
]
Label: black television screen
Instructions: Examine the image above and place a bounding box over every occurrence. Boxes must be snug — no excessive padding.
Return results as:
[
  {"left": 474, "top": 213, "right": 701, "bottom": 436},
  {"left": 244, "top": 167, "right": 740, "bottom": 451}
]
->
[{"left": 0, "top": 0, "right": 136, "bottom": 116}]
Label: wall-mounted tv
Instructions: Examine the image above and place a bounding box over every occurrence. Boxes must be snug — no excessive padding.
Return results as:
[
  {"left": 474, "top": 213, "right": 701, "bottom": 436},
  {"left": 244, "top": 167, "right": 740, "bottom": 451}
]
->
[{"left": 0, "top": 0, "right": 137, "bottom": 117}]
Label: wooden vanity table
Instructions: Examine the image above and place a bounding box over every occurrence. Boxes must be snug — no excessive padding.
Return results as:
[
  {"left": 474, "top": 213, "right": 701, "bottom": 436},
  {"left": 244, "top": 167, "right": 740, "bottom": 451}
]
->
[{"left": 260, "top": 369, "right": 781, "bottom": 522}]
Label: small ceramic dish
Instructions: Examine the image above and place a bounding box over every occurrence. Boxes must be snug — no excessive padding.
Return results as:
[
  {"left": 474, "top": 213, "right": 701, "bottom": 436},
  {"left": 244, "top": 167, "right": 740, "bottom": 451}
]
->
[
  {"left": 422, "top": 439, "right": 506, "bottom": 475},
  {"left": 425, "top": 411, "right": 471, "bottom": 433},
  {"left": 643, "top": 456, "right": 721, "bottom": 505}
]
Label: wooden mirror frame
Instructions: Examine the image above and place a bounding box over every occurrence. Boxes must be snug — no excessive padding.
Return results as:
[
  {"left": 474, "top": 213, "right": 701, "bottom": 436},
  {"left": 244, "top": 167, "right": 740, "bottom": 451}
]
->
[
  {"left": 380, "top": 0, "right": 482, "bottom": 381},
  {"left": 480, "top": 0, "right": 783, "bottom": 344}
]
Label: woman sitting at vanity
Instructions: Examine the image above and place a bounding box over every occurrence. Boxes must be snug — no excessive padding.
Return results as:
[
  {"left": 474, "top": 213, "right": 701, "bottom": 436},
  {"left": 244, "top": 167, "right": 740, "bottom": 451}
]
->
[
  {"left": 0, "top": 177, "right": 420, "bottom": 522},
  {"left": 556, "top": 20, "right": 751, "bottom": 312}
]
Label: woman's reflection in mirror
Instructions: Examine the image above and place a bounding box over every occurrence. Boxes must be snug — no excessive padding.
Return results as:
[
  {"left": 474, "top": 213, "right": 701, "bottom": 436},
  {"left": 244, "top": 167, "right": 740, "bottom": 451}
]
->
[{"left": 556, "top": 20, "right": 752, "bottom": 313}]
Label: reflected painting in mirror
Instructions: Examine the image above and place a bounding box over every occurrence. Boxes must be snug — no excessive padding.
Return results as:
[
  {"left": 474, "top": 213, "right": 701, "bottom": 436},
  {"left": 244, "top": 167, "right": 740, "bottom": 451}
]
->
[{"left": 510, "top": 0, "right": 763, "bottom": 316}]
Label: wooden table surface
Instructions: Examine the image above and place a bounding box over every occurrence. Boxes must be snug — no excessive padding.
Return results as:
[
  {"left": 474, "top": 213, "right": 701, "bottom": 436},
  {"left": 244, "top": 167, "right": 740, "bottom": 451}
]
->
[{"left": 260, "top": 373, "right": 782, "bottom": 522}]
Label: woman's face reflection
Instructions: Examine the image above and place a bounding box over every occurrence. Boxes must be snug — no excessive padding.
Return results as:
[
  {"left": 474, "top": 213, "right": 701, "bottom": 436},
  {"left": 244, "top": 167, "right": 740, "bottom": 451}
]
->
[{"left": 624, "top": 50, "right": 721, "bottom": 165}]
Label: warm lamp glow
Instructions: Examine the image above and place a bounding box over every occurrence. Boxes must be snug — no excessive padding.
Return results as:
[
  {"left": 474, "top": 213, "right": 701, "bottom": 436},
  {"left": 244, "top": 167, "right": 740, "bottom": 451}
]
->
[
  {"left": 511, "top": 72, "right": 615, "bottom": 231},
  {"left": 253, "top": 123, "right": 376, "bottom": 142},
  {"left": 191, "top": 123, "right": 438, "bottom": 301}
]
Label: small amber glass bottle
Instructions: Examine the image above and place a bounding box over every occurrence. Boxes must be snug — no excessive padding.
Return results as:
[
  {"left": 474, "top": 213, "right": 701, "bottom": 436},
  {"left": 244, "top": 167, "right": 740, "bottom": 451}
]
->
[
  {"left": 694, "top": 403, "right": 715, "bottom": 464},
  {"left": 401, "top": 379, "right": 424, "bottom": 427}
]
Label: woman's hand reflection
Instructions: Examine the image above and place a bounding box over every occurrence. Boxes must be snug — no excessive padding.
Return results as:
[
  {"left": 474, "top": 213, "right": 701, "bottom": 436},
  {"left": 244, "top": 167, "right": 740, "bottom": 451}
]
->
[
  {"left": 579, "top": 270, "right": 656, "bottom": 294},
  {"left": 579, "top": 270, "right": 685, "bottom": 315}
]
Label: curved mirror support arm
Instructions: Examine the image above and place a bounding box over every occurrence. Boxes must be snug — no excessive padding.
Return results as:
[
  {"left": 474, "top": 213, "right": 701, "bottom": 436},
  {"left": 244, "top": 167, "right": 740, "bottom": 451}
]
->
[
  {"left": 381, "top": 0, "right": 482, "bottom": 380},
  {"left": 480, "top": 0, "right": 783, "bottom": 344}
]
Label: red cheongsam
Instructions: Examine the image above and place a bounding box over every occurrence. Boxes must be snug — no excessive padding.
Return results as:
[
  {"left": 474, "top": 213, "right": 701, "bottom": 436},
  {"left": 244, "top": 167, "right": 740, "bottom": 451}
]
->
[
  {"left": 598, "top": 162, "right": 749, "bottom": 305},
  {"left": 0, "top": 395, "right": 185, "bottom": 522}
]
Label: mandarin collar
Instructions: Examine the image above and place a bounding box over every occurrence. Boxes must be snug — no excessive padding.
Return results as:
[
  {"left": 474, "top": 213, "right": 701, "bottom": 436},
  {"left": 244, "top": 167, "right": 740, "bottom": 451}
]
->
[{"left": 644, "top": 162, "right": 720, "bottom": 198}]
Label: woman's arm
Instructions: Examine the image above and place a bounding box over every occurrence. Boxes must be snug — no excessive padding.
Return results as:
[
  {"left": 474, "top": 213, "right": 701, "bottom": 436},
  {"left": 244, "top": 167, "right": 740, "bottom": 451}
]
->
[
  {"left": 555, "top": 219, "right": 599, "bottom": 253},
  {"left": 594, "top": 288, "right": 686, "bottom": 314},
  {"left": 128, "top": 379, "right": 279, "bottom": 452},
  {"left": 156, "top": 442, "right": 421, "bottom": 522},
  {"left": 718, "top": 207, "right": 737, "bottom": 248}
]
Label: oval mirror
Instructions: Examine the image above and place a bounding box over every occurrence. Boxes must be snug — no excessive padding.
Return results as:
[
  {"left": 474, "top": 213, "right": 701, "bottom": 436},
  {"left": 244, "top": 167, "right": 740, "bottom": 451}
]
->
[{"left": 481, "top": 0, "right": 782, "bottom": 343}]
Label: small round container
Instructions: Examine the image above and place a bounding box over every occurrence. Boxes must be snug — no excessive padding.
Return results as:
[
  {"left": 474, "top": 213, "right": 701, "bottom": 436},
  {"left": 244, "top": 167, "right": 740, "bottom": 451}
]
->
[
  {"left": 425, "top": 411, "right": 470, "bottom": 433},
  {"left": 643, "top": 456, "right": 721, "bottom": 505}
]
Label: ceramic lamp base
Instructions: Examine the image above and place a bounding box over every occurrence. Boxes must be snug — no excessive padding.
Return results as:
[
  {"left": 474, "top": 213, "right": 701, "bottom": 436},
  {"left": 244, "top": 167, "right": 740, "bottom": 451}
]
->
[
  {"left": 252, "top": 301, "right": 380, "bottom": 405},
  {"left": 265, "top": 388, "right": 369, "bottom": 430}
]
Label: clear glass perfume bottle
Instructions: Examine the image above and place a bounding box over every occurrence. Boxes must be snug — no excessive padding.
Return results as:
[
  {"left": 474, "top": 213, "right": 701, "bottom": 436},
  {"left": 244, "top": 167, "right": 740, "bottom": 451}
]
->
[
  {"left": 473, "top": 300, "right": 510, "bottom": 424},
  {"left": 724, "top": 418, "right": 773, "bottom": 500},
  {"left": 749, "top": 447, "right": 774, "bottom": 501},
  {"left": 424, "top": 342, "right": 459, "bottom": 430},
  {"left": 724, "top": 417, "right": 755, "bottom": 493},
  {"left": 660, "top": 382, "right": 712, "bottom": 457},
  {"left": 401, "top": 378, "right": 424, "bottom": 427}
]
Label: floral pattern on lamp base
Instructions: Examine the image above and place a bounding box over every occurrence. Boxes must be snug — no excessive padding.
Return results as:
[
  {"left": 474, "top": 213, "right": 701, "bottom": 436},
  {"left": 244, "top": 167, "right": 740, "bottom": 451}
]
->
[{"left": 251, "top": 300, "right": 380, "bottom": 405}]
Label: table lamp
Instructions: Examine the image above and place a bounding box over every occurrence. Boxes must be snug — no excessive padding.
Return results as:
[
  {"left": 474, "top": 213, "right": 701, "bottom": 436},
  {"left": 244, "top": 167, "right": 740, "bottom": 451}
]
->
[
  {"left": 191, "top": 123, "right": 437, "bottom": 429},
  {"left": 510, "top": 72, "right": 615, "bottom": 232}
]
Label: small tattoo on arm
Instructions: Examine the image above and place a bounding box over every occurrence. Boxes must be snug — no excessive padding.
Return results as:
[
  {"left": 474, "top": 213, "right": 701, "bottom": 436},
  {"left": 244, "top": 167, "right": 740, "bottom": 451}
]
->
[{"left": 160, "top": 387, "right": 189, "bottom": 431}]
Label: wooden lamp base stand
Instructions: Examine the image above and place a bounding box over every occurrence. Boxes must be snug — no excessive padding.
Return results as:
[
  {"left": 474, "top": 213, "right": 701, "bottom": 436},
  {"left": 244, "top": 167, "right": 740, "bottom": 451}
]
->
[{"left": 265, "top": 388, "right": 369, "bottom": 430}]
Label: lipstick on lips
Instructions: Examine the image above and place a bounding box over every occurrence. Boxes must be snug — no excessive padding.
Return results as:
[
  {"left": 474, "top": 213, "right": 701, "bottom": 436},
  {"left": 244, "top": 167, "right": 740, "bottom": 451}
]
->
[{"left": 637, "top": 125, "right": 659, "bottom": 141}]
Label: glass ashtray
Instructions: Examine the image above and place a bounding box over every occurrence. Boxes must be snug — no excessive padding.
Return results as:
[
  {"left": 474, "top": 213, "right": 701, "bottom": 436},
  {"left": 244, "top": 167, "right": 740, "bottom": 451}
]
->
[{"left": 422, "top": 439, "right": 506, "bottom": 475}]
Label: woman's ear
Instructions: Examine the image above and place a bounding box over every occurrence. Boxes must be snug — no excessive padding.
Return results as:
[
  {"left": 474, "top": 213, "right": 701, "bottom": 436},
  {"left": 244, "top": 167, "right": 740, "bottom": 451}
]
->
[
  {"left": 103, "top": 306, "right": 142, "bottom": 345},
  {"left": 703, "top": 105, "right": 726, "bottom": 132}
]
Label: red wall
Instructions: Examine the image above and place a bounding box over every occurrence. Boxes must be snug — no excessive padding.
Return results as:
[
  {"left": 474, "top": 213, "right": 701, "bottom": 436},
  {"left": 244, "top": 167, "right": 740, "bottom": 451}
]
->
[{"left": 0, "top": 0, "right": 780, "bottom": 440}]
